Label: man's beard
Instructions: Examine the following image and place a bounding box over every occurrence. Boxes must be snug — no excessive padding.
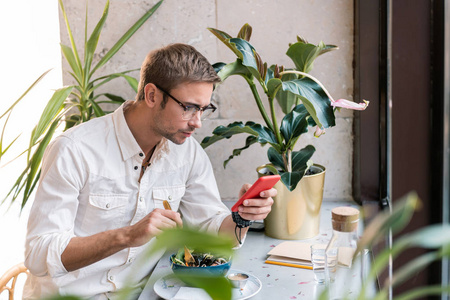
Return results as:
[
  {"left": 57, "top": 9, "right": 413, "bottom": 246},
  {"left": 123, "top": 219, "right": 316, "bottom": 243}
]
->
[{"left": 159, "top": 127, "right": 195, "bottom": 145}]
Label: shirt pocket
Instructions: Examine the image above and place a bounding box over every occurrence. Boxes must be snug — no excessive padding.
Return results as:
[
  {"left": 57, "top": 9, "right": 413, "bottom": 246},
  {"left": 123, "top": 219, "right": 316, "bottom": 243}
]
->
[
  {"left": 152, "top": 185, "right": 185, "bottom": 212},
  {"left": 81, "top": 194, "right": 128, "bottom": 234}
]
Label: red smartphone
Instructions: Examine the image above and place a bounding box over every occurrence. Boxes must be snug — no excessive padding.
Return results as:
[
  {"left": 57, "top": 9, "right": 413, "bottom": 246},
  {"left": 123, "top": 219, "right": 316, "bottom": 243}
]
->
[{"left": 231, "top": 175, "right": 281, "bottom": 212}]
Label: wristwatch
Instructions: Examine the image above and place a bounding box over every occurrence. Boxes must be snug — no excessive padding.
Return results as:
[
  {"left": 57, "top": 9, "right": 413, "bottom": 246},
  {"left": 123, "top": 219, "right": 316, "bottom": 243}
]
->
[
  {"left": 232, "top": 212, "right": 253, "bottom": 244},
  {"left": 232, "top": 211, "right": 253, "bottom": 228}
]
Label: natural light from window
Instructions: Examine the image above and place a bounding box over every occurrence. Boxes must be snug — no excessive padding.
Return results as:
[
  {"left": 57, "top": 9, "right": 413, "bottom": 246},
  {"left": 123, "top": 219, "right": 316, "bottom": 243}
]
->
[{"left": 0, "top": 1, "right": 61, "bottom": 298}]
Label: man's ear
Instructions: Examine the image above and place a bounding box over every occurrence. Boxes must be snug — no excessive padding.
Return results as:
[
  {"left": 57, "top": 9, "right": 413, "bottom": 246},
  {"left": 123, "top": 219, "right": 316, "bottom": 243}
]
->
[{"left": 144, "top": 83, "right": 158, "bottom": 107}]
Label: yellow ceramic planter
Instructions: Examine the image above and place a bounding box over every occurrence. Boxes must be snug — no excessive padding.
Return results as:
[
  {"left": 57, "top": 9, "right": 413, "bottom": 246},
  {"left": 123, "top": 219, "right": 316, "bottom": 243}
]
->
[{"left": 258, "top": 164, "right": 326, "bottom": 240}]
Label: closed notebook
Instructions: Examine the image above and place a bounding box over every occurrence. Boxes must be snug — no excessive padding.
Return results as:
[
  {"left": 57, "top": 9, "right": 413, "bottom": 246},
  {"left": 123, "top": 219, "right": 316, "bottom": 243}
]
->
[{"left": 266, "top": 241, "right": 354, "bottom": 268}]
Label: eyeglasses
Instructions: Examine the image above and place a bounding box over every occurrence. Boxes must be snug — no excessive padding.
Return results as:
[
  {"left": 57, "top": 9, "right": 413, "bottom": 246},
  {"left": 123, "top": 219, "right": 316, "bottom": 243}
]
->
[{"left": 154, "top": 84, "right": 217, "bottom": 121}]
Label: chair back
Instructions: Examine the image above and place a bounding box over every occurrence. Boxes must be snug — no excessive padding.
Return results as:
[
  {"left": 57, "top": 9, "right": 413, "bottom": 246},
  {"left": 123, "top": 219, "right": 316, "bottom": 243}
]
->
[{"left": 0, "top": 263, "right": 29, "bottom": 300}]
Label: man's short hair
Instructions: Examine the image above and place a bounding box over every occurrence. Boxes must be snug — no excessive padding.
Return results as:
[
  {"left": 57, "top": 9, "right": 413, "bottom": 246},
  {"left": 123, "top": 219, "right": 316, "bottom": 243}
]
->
[{"left": 136, "top": 43, "right": 221, "bottom": 102}]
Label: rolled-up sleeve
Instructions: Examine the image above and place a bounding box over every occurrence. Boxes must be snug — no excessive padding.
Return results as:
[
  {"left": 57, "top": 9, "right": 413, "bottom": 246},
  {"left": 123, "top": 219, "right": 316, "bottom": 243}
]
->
[{"left": 25, "top": 136, "right": 86, "bottom": 277}]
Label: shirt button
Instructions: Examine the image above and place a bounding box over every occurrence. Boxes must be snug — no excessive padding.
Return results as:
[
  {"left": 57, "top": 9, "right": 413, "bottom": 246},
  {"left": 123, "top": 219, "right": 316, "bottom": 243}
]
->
[
  {"left": 134, "top": 166, "right": 138, "bottom": 170},
  {"left": 106, "top": 203, "right": 110, "bottom": 209},
  {"left": 168, "top": 195, "right": 172, "bottom": 200},
  {"left": 128, "top": 257, "right": 134, "bottom": 263},
  {"left": 109, "top": 275, "right": 115, "bottom": 281},
  {"left": 139, "top": 197, "right": 144, "bottom": 202},
  {"left": 139, "top": 153, "right": 144, "bottom": 157}
]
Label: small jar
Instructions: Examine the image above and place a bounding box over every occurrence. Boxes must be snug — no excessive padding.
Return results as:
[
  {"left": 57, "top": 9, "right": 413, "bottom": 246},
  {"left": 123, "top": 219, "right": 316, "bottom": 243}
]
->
[{"left": 325, "top": 206, "right": 361, "bottom": 299}]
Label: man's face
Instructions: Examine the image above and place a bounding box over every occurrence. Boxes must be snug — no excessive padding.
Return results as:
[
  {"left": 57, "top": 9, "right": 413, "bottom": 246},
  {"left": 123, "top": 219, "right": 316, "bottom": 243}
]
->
[{"left": 152, "top": 81, "right": 214, "bottom": 145}]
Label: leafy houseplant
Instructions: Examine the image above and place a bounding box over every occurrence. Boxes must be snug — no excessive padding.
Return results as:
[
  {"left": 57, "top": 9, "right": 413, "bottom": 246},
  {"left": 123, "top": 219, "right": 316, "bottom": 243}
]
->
[
  {"left": 201, "top": 24, "right": 368, "bottom": 192},
  {"left": 1, "top": 0, "right": 163, "bottom": 209},
  {"left": 0, "top": 70, "right": 50, "bottom": 163}
]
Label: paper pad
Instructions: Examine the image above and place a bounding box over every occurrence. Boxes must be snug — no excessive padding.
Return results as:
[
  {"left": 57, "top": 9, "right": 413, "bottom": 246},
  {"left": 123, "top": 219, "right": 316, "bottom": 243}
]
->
[{"left": 266, "top": 241, "right": 354, "bottom": 267}]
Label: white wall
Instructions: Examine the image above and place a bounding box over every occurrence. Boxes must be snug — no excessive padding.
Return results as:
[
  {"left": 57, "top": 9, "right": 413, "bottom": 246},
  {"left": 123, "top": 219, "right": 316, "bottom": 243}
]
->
[
  {"left": 60, "top": 0, "right": 355, "bottom": 202},
  {"left": 0, "top": 1, "right": 62, "bottom": 298}
]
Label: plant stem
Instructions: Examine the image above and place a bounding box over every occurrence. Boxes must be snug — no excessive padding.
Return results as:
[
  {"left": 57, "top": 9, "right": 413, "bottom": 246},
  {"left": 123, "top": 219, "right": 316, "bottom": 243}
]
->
[
  {"left": 284, "top": 149, "right": 292, "bottom": 173},
  {"left": 268, "top": 96, "right": 283, "bottom": 146},
  {"left": 246, "top": 79, "right": 274, "bottom": 132},
  {"left": 279, "top": 70, "right": 335, "bottom": 103}
]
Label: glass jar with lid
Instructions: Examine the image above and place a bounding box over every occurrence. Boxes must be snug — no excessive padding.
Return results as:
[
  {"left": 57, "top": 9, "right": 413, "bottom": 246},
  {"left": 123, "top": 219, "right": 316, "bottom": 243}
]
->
[{"left": 325, "top": 206, "right": 362, "bottom": 299}]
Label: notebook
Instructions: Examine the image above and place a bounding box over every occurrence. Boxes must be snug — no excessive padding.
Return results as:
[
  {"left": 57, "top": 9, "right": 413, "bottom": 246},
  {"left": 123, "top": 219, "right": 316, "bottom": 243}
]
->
[{"left": 265, "top": 241, "right": 354, "bottom": 268}]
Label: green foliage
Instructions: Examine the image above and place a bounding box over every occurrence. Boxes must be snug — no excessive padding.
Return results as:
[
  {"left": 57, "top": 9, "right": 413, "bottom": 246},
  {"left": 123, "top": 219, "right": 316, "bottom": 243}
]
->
[
  {"left": 320, "top": 192, "right": 450, "bottom": 300},
  {"left": 40, "top": 227, "right": 235, "bottom": 300},
  {"left": 144, "top": 227, "right": 235, "bottom": 300},
  {"left": 201, "top": 23, "right": 339, "bottom": 191},
  {"left": 0, "top": 70, "right": 51, "bottom": 163},
  {"left": 1, "top": 0, "right": 163, "bottom": 209}
]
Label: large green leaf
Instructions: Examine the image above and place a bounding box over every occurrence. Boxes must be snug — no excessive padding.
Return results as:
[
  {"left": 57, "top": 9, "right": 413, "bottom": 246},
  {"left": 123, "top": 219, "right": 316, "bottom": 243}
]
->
[
  {"left": 395, "top": 285, "right": 450, "bottom": 300},
  {"left": 397, "top": 224, "right": 450, "bottom": 249},
  {"left": 0, "top": 70, "right": 50, "bottom": 161},
  {"left": 60, "top": 44, "right": 82, "bottom": 85},
  {"left": 286, "top": 41, "right": 338, "bottom": 73},
  {"left": 214, "top": 60, "right": 253, "bottom": 82},
  {"left": 141, "top": 227, "right": 234, "bottom": 300},
  {"left": 23, "top": 119, "right": 61, "bottom": 206},
  {"left": 228, "top": 38, "right": 262, "bottom": 82},
  {"left": 201, "top": 121, "right": 278, "bottom": 150},
  {"left": 148, "top": 227, "right": 234, "bottom": 259},
  {"left": 97, "top": 94, "right": 127, "bottom": 105},
  {"left": 207, "top": 27, "right": 242, "bottom": 59},
  {"left": 274, "top": 72, "right": 299, "bottom": 114},
  {"left": 86, "top": 97, "right": 105, "bottom": 117},
  {"left": 267, "top": 145, "right": 315, "bottom": 191},
  {"left": 280, "top": 104, "right": 310, "bottom": 148},
  {"left": 390, "top": 251, "right": 442, "bottom": 290},
  {"left": 281, "top": 77, "right": 335, "bottom": 129},
  {"left": 356, "top": 192, "right": 420, "bottom": 255},
  {"left": 58, "top": 0, "right": 83, "bottom": 77},
  {"left": 291, "top": 145, "right": 315, "bottom": 172},
  {"left": 30, "top": 86, "right": 73, "bottom": 147},
  {"left": 84, "top": 0, "right": 109, "bottom": 80},
  {"left": 266, "top": 77, "right": 282, "bottom": 100},
  {"left": 223, "top": 136, "right": 259, "bottom": 168},
  {"left": 91, "top": 70, "right": 139, "bottom": 93},
  {"left": 91, "top": 0, "right": 164, "bottom": 75},
  {"left": 360, "top": 225, "right": 450, "bottom": 300},
  {"left": 175, "top": 275, "right": 232, "bottom": 300}
]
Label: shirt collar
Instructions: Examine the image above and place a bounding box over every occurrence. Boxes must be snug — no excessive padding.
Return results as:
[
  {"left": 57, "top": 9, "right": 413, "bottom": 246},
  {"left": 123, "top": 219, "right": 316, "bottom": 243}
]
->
[{"left": 113, "top": 101, "right": 170, "bottom": 161}]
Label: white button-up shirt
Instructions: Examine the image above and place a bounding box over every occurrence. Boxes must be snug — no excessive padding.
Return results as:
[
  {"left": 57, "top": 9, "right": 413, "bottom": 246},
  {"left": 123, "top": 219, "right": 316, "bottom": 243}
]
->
[{"left": 23, "top": 102, "right": 230, "bottom": 299}]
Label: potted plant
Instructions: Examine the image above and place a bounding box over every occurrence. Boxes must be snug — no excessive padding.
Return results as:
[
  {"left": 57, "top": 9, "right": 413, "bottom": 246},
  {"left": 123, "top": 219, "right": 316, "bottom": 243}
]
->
[
  {"left": 1, "top": 0, "right": 163, "bottom": 209},
  {"left": 201, "top": 24, "right": 368, "bottom": 239}
]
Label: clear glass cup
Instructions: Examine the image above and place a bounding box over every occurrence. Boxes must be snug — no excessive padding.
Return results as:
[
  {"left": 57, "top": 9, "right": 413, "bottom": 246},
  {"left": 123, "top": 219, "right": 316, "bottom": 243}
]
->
[{"left": 310, "top": 244, "right": 327, "bottom": 284}]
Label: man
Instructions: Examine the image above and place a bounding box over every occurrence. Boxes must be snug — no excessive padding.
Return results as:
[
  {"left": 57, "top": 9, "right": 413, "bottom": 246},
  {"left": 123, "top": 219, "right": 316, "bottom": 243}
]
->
[{"left": 23, "top": 43, "right": 276, "bottom": 299}]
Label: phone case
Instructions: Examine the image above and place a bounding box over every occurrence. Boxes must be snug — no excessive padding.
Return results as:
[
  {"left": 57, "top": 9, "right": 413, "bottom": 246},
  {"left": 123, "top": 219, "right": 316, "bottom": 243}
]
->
[{"left": 231, "top": 175, "right": 281, "bottom": 212}]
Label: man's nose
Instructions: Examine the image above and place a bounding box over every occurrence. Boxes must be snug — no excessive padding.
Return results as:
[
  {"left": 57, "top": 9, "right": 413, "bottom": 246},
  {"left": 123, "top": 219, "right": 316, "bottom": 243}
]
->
[{"left": 188, "top": 111, "right": 202, "bottom": 128}]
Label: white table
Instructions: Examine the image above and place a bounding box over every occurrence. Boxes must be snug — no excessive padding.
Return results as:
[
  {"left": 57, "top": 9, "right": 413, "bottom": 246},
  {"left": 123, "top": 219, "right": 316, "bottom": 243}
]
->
[{"left": 138, "top": 200, "right": 362, "bottom": 299}]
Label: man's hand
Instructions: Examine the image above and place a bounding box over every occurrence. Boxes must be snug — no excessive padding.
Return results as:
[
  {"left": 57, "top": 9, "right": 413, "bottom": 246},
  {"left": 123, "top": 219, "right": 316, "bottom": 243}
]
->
[
  {"left": 61, "top": 208, "right": 182, "bottom": 272},
  {"left": 235, "top": 183, "right": 276, "bottom": 221},
  {"left": 125, "top": 208, "right": 183, "bottom": 247}
]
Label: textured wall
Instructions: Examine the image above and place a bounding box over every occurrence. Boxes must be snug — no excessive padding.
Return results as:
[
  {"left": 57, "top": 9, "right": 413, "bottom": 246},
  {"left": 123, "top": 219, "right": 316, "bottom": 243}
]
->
[{"left": 60, "top": 0, "right": 354, "bottom": 201}]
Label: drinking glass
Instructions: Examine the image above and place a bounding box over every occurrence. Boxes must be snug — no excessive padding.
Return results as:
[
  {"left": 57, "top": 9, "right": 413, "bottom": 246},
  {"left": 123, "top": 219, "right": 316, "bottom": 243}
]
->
[{"left": 310, "top": 244, "right": 327, "bottom": 284}]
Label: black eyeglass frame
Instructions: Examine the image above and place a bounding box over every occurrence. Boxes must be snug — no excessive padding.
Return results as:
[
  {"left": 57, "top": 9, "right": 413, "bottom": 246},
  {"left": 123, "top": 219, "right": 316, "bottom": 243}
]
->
[{"left": 154, "top": 84, "right": 217, "bottom": 120}]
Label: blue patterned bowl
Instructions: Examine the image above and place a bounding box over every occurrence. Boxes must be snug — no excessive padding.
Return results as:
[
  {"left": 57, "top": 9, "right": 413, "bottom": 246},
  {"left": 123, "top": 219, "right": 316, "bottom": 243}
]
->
[{"left": 170, "top": 254, "right": 231, "bottom": 277}]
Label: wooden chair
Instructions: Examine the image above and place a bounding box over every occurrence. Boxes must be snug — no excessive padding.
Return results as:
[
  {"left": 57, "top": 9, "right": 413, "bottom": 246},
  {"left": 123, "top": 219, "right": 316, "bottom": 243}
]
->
[{"left": 0, "top": 263, "right": 29, "bottom": 300}]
